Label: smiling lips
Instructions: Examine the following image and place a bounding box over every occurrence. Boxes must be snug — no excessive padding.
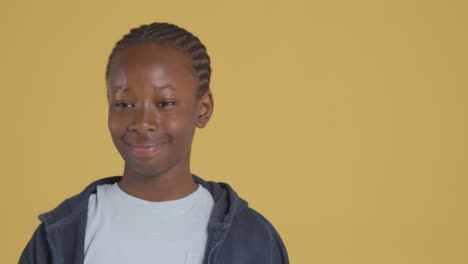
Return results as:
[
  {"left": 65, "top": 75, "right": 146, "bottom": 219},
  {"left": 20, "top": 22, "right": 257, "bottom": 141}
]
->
[{"left": 127, "top": 144, "right": 162, "bottom": 156}]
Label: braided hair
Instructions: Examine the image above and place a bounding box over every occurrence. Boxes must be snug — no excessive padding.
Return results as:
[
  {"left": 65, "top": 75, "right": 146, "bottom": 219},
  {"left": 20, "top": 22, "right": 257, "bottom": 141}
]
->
[{"left": 106, "top": 22, "right": 211, "bottom": 98}]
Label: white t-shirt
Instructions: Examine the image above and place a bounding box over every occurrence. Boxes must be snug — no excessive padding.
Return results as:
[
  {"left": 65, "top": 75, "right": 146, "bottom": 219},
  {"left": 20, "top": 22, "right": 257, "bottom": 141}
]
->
[{"left": 84, "top": 183, "right": 215, "bottom": 264}]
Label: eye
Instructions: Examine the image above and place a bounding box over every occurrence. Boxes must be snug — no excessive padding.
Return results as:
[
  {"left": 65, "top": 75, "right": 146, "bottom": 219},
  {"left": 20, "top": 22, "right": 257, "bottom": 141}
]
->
[
  {"left": 114, "top": 102, "right": 134, "bottom": 108},
  {"left": 157, "top": 100, "right": 175, "bottom": 108}
]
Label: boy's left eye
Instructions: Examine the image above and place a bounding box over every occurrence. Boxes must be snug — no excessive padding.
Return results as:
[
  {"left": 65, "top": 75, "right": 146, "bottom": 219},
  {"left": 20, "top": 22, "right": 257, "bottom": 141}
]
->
[{"left": 157, "top": 101, "right": 175, "bottom": 107}]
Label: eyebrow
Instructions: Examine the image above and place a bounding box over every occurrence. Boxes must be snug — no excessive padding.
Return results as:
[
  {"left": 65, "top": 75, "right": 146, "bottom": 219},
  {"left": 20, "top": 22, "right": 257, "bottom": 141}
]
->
[
  {"left": 155, "top": 84, "right": 175, "bottom": 91},
  {"left": 112, "top": 84, "right": 175, "bottom": 93},
  {"left": 114, "top": 85, "right": 128, "bottom": 93}
]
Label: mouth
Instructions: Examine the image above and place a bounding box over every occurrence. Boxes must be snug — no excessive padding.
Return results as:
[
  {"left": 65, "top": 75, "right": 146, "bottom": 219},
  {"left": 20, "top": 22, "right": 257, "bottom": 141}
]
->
[{"left": 126, "top": 143, "right": 162, "bottom": 157}]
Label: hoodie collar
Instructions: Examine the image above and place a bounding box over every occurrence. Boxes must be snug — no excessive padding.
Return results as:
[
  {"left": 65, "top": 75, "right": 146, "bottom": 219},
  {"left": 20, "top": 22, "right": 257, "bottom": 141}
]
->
[{"left": 39, "top": 175, "right": 248, "bottom": 231}]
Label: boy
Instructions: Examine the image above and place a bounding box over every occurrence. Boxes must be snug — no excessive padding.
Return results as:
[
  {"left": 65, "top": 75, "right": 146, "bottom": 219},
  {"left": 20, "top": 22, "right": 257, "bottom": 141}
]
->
[{"left": 20, "top": 22, "right": 289, "bottom": 264}]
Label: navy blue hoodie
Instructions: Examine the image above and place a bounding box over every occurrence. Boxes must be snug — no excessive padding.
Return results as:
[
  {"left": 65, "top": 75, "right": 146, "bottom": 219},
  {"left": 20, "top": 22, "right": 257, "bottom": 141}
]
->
[{"left": 20, "top": 175, "right": 289, "bottom": 264}]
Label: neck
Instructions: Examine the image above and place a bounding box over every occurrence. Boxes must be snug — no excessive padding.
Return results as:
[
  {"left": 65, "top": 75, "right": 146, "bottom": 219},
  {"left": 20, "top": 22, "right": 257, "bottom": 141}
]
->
[{"left": 118, "top": 163, "right": 198, "bottom": 202}]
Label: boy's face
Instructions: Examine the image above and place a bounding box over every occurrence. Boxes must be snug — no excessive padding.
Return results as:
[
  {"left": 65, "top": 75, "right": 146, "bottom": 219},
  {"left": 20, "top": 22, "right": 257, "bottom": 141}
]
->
[{"left": 106, "top": 43, "right": 213, "bottom": 177}]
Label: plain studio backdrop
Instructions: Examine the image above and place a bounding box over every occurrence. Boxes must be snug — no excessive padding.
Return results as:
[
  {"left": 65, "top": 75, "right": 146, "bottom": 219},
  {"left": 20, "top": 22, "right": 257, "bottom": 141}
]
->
[{"left": 1, "top": 0, "right": 467, "bottom": 263}]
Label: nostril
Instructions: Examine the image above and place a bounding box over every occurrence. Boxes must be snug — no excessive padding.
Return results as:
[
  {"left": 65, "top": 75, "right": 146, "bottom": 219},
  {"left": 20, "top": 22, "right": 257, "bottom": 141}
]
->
[
  {"left": 128, "top": 123, "right": 157, "bottom": 133},
  {"left": 128, "top": 117, "right": 158, "bottom": 133}
]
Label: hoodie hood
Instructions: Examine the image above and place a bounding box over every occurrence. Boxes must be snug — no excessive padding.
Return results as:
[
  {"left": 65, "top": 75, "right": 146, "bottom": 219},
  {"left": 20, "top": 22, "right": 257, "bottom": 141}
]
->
[{"left": 38, "top": 175, "right": 249, "bottom": 232}]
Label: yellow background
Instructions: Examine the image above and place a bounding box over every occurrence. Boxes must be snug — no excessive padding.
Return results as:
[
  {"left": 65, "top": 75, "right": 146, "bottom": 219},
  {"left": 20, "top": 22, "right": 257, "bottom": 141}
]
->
[{"left": 1, "top": 0, "right": 467, "bottom": 263}]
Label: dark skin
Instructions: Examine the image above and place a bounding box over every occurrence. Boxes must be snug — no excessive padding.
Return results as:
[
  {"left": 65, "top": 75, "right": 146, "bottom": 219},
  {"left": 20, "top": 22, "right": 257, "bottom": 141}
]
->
[{"left": 106, "top": 43, "right": 214, "bottom": 202}]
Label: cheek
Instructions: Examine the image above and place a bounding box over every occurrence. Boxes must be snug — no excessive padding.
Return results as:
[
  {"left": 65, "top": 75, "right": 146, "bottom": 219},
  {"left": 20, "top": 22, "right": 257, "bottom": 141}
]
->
[
  {"left": 108, "top": 112, "right": 127, "bottom": 138},
  {"left": 165, "top": 117, "right": 193, "bottom": 135},
  {"left": 163, "top": 112, "right": 197, "bottom": 140}
]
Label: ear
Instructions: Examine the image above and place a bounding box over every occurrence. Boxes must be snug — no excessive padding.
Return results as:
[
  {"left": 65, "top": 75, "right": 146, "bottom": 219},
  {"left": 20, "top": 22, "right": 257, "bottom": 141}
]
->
[{"left": 196, "top": 90, "right": 214, "bottom": 128}]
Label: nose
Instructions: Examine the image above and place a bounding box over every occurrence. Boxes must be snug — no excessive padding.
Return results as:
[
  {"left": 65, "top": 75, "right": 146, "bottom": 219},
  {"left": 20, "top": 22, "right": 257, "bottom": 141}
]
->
[{"left": 128, "top": 103, "right": 158, "bottom": 133}]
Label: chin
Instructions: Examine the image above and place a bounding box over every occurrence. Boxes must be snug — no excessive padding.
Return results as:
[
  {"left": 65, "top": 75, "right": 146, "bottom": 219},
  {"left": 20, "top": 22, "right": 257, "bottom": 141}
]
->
[{"left": 124, "top": 161, "right": 163, "bottom": 176}]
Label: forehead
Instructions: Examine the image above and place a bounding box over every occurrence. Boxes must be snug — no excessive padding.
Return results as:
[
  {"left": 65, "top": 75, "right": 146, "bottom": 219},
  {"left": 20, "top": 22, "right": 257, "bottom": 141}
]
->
[{"left": 107, "top": 43, "right": 197, "bottom": 91}]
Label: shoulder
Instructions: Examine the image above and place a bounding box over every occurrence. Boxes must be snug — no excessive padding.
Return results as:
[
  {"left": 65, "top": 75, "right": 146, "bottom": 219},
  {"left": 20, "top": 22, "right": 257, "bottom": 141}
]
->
[
  {"left": 232, "top": 207, "right": 283, "bottom": 241},
  {"left": 19, "top": 223, "right": 52, "bottom": 263},
  {"left": 39, "top": 176, "right": 122, "bottom": 226},
  {"left": 219, "top": 207, "right": 289, "bottom": 263}
]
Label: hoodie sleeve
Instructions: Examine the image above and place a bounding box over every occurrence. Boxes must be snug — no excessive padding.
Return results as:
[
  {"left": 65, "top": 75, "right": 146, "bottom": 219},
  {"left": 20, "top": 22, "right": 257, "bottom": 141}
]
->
[
  {"left": 19, "top": 223, "right": 52, "bottom": 264},
  {"left": 269, "top": 225, "right": 289, "bottom": 264},
  {"left": 216, "top": 207, "right": 290, "bottom": 264},
  {"left": 257, "top": 212, "right": 290, "bottom": 264}
]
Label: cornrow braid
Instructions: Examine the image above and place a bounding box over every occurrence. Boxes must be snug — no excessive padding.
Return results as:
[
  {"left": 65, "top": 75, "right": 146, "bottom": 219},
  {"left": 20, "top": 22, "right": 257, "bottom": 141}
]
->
[{"left": 106, "top": 22, "right": 211, "bottom": 97}]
